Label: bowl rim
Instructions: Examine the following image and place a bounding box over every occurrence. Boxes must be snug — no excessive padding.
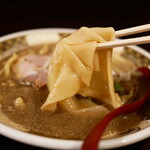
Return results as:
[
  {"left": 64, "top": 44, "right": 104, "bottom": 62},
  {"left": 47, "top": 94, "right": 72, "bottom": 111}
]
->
[{"left": 0, "top": 28, "right": 150, "bottom": 150}]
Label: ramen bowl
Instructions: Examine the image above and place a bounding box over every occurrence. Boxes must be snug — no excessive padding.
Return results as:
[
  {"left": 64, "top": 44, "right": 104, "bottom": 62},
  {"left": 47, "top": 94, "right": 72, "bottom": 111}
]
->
[{"left": 0, "top": 28, "right": 150, "bottom": 150}]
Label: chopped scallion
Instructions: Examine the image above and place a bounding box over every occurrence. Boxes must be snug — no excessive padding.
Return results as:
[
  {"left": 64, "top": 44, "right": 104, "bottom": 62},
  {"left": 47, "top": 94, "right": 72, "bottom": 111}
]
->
[{"left": 114, "top": 82, "right": 121, "bottom": 92}]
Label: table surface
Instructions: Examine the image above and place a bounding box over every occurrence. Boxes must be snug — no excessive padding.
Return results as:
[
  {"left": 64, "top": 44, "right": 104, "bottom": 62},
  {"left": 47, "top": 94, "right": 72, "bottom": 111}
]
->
[{"left": 0, "top": 0, "right": 150, "bottom": 150}]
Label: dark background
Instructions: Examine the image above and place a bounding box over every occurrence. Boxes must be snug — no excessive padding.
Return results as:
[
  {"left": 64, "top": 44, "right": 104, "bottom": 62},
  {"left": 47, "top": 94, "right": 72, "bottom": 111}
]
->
[
  {"left": 0, "top": 0, "right": 150, "bottom": 150},
  {"left": 0, "top": 0, "right": 150, "bottom": 51},
  {"left": 0, "top": 0, "right": 150, "bottom": 34}
]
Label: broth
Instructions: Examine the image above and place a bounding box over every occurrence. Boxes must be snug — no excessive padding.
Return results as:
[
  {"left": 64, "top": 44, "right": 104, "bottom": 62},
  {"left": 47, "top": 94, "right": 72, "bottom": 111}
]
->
[{"left": 0, "top": 44, "right": 150, "bottom": 140}]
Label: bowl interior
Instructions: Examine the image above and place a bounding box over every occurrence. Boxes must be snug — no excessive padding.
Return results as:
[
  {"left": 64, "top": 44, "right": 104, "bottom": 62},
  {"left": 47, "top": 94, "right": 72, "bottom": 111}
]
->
[{"left": 0, "top": 28, "right": 150, "bottom": 150}]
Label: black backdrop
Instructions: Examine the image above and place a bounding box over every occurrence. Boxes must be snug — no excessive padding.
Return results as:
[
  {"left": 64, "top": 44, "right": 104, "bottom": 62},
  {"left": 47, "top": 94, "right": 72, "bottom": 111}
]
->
[
  {"left": 0, "top": 0, "right": 150, "bottom": 150},
  {"left": 0, "top": 0, "right": 150, "bottom": 51},
  {"left": 0, "top": 0, "right": 150, "bottom": 34}
]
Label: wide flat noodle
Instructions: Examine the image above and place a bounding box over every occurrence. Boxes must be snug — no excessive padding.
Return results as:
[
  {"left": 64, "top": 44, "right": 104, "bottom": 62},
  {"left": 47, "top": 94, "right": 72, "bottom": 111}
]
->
[
  {"left": 58, "top": 97, "right": 110, "bottom": 117},
  {"left": 41, "top": 27, "right": 122, "bottom": 110}
]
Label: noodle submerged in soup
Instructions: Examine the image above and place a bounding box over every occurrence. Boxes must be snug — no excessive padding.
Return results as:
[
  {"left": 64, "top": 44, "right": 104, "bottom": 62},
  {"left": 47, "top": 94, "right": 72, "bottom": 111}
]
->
[{"left": 0, "top": 28, "right": 150, "bottom": 140}]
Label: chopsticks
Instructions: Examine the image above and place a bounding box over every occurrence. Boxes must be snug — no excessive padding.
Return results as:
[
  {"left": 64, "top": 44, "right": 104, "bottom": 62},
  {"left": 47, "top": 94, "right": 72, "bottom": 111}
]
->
[
  {"left": 97, "top": 24, "right": 150, "bottom": 50},
  {"left": 97, "top": 36, "right": 150, "bottom": 49},
  {"left": 115, "top": 24, "right": 150, "bottom": 37}
]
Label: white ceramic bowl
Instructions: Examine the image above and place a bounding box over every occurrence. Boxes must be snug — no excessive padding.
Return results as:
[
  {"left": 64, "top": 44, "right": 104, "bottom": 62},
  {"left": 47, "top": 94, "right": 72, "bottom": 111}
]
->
[{"left": 0, "top": 28, "right": 150, "bottom": 150}]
